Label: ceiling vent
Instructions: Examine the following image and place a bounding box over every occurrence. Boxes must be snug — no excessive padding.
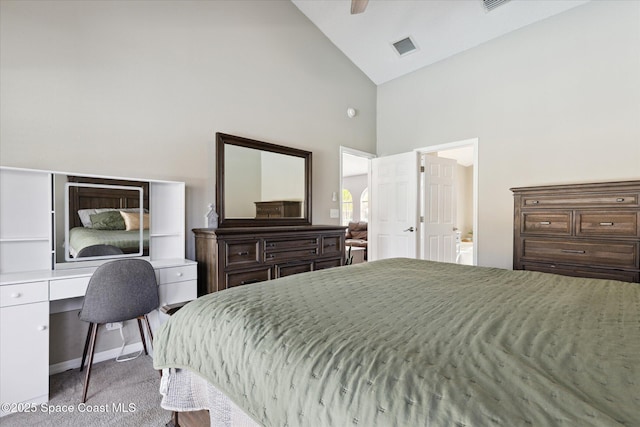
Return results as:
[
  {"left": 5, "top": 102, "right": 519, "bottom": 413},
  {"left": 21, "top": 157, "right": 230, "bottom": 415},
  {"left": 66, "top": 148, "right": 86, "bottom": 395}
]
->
[
  {"left": 482, "top": 0, "right": 511, "bottom": 12},
  {"left": 392, "top": 37, "right": 417, "bottom": 56}
]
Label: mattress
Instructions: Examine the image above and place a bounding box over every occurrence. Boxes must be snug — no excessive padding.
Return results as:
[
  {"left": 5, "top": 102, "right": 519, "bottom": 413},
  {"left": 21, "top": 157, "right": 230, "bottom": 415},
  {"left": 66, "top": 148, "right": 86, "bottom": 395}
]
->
[
  {"left": 68, "top": 226, "right": 149, "bottom": 257},
  {"left": 154, "top": 258, "right": 640, "bottom": 426}
]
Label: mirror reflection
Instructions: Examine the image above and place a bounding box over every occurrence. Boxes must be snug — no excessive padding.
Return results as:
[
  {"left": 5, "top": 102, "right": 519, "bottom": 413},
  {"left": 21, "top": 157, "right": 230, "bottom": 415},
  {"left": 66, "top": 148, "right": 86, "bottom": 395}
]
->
[
  {"left": 224, "top": 145, "right": 306, "bottom": 219},
  {"left": 54, "top": 175, "right": 149, "bottom": 264}
]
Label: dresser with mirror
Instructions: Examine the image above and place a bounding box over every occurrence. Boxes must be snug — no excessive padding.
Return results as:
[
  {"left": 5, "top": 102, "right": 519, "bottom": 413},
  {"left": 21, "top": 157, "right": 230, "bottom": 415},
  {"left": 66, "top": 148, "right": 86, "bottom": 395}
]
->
[
  {"left": 0, "top": 166, "right": 196, "bottom": 415},
  {"left": 193, "top": 133, "right": 346, "bottom": 295}
]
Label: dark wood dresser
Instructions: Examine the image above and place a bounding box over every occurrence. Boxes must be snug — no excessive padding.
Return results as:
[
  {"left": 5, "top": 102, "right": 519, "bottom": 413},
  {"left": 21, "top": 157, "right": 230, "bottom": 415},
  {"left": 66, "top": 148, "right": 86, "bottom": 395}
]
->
[
  {"left": 193, "top": 225, "right": 346, "bottom": 295},
  {"left": 512, "top": 181, "right": 640, "bottom": 283}
]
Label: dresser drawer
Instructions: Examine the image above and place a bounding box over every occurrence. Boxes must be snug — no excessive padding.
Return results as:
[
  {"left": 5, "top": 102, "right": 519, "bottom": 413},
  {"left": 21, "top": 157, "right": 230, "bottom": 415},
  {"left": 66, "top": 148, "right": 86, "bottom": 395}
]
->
[
  {"left": 225, "top": 240, "right": 260, "bottom": 267},
  {"left": 265, "top": 248, "right": 318, "bottom": 263},
  {"left": 321, "top": 235, "right": 343, "bottom": 255},
  {"left": 521, "top": 212, "right": 571, "bottom": 235},
  {"left": 576, "top": 211, "right": 638, "bottom": 237},
  {"left": 157, "top": 265, "right": 197, "bottom": 285},
  {"left": 226, "top": 267, "right": 272, "bottom": 289},
  {"left": 264, "top": 236, "right": 318, "bottom": 251},
  {"left": 521, "top": 263, "right": 639, "bottom": 283},
  {"left": 314, "top": 257, "right": 343, "bottom": 270},
  {"left": 276, "top": 261, "right": 313, "bottom": 278},
  {"left": 255, "top": 205, "right": 282, "bottom": 218},
  {"left": 0, "top": 281, "right": 48, "bottom": 307},
  {"left": 522, "top": 239, "right": 638, "bottom": 268},
  {"left": 521, "top": 193, "right": 638, "bottom": 208}
]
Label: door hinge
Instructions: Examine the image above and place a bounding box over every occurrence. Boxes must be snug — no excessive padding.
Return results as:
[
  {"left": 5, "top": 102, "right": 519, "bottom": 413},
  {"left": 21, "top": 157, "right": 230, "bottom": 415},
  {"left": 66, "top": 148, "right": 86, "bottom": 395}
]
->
[
  {"left": 420, "top": 166, "right": 425, "bottom": 172},
  {"left": 420, "top": 216, "right": 424, "bottom": 223}
]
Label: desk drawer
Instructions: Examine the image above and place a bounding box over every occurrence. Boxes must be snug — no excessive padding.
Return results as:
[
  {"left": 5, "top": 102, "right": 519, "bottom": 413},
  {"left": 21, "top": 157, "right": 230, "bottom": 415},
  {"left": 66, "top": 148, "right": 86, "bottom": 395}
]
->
[
  {"left": 158, "top": 265, "right": 197, "bottom": 285},
  {"left": 49, "top": 277, "right": 90, "bottom": 300},
  {"left": 522, "top": 239, "right": 638, "bottom": 268},
  {"left": 0, "top": 281, "right": 48, "bottom": 307},
  {"left": 159, "top": 281, "right": 197, "bottom": 306},
  {"left": 521, "top": 212, "right": 571, "bottom": 235},
  {"left": 576, "top": 211, "right": 638, "bottom": 237}
]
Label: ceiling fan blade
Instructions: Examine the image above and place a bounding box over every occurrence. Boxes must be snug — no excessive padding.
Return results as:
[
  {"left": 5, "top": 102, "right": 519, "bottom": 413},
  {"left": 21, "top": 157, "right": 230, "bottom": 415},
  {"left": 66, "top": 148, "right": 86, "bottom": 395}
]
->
[{"left": 351, "top": 0, "right": 369, "bottom": 15}]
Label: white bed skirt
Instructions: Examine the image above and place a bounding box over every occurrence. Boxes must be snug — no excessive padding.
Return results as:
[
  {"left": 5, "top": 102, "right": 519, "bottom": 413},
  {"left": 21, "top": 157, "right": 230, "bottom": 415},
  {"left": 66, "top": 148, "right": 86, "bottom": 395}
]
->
[{"left": 160, "top": 368, "right": 260, "bottom": 427}]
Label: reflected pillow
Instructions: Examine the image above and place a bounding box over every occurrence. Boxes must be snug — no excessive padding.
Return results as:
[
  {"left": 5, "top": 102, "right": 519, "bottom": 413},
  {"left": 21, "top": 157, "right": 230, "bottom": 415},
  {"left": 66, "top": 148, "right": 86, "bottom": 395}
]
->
[
  {"left": 121, "top": 211, "right": 150, "bottom": 231},
  {"left": 77, "top": 207, "right": 145, "bottom": 228},
  {"left": 90, "top": 211, "right": 126, "bottom": 230}
]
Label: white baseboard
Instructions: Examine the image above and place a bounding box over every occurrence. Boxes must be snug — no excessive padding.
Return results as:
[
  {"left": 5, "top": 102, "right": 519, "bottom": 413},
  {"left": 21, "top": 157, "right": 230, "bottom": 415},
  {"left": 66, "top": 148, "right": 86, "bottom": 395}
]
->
[{"left": 49, "top": 342, "right": 150, "bottom": 375}]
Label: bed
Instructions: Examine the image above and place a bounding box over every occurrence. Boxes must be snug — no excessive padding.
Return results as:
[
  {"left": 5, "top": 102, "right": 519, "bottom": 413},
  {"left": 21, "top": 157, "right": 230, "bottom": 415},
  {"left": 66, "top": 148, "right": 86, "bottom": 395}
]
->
[{"left": 153, "top": 258, "right": 639, "bottom": 426}]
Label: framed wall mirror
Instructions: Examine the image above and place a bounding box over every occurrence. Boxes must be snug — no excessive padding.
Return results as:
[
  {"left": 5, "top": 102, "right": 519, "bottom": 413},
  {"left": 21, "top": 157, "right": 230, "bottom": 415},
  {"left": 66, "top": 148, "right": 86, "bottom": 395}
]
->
[{"left": 216, "top": 133, "right": 312, "bottom": 228}]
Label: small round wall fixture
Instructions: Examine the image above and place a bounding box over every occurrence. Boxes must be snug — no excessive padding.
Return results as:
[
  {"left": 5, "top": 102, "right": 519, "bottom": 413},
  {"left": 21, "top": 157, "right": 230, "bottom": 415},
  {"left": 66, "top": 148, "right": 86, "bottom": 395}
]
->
[{"left": 347, "top": 107, "right": 357, "bottom": 118}]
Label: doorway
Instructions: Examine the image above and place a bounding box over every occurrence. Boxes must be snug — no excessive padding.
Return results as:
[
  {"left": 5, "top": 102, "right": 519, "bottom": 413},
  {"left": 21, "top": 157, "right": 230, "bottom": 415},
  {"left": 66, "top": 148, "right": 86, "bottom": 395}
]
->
[
  {"left": 417, "top": 138, "right": 478, "bottom": 266},
  {"left": 340, "top": 147, "right": 376, "bottom": 226}
]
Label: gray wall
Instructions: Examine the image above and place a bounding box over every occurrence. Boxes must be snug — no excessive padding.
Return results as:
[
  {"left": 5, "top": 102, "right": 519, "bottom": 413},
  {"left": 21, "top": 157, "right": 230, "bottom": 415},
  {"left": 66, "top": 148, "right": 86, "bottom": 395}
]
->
[
  {"left": 0, "top": 0, "right": 377, "bottom": 259},
  {"left": 0, "top": 0, "right": 376, "bottom": 365},
  {"left": 377, "top": 1, "right": 640, "bottom": 268}
]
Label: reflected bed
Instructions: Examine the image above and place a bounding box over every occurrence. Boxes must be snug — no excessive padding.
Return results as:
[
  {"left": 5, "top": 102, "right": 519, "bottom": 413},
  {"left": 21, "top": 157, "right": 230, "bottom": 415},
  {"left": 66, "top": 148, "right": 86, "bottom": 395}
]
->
[
  {"left": 68, "top": 226, "right": 149, "bottom": 257},
  {"left": 154, "top": 258, "right": 639, "bottom": 426}
]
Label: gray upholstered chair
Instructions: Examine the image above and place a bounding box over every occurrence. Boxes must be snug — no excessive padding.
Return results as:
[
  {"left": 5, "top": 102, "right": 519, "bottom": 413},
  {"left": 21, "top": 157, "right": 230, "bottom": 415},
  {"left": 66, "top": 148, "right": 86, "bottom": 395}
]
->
[
  {"left": 77, "top": 244, "right": 124, "bottom": 257},
  {"left": 78, "top": 259, "right": 159, "bottom": 403}
]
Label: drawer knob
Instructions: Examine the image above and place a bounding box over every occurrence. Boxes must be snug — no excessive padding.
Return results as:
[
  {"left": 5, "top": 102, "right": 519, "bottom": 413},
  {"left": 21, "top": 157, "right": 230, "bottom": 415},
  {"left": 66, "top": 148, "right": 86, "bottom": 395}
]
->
[
  {"left": 37, "top": 325, "right": 47, "bottom": 331},
  {"left": 237, "top": 251, "right": 249, "bottom": 256},
  {"left": 539, "top": 221, "right": 551, "bottom": 225},
  {"left": 599, "top": 222, "right": 614, "bottom": 226},
  {"left": 616, "top": 198, "right": 625, "bottom": 202},
  {"left": 266, "top": 254, "right": 275, "bottom": 259},
  {"left": 176, "top": 272, "right": 183, "bottom": 277},
  {"left": 530, "top": 200, "right": 539, "bottom": 205},
  {"left": 561, "top": 249, "right": 586, "bottom": 254},
  {"left": 10, "top": 292, "right": 22, "bottom": 298}
]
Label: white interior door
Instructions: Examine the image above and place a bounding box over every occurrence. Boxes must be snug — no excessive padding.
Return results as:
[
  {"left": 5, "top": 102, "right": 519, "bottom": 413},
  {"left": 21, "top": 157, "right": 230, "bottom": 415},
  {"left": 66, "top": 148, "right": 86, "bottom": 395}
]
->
[
  {"left": 369, "top": 152, "right": 419, "bottom": 261},
  {"left": 421, "top": 155, "right": 457, "bottom": 262}
]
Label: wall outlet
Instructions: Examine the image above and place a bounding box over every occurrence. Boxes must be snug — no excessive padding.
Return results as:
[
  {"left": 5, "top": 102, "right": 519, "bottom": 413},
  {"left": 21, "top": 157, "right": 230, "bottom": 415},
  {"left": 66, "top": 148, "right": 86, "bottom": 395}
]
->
[
  {"left": 106, "top": 322, "right": 123, "bottom": 331},
  {"left": 330, "top": 209, "right": 339, "bottom": 218}
]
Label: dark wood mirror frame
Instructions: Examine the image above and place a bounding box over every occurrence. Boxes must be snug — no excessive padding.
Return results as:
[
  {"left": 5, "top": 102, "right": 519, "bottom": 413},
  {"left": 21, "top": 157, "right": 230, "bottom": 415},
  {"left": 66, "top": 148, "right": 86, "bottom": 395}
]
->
[{"left": 216, "top": 133, "right": 312, "bottom": 228}]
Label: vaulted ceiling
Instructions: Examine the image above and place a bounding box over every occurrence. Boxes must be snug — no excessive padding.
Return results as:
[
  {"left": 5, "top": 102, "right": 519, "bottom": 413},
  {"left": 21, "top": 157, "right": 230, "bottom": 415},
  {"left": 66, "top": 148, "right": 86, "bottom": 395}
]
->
[{"left": 292, "top": 0, "right": 590, "bottom": 85}]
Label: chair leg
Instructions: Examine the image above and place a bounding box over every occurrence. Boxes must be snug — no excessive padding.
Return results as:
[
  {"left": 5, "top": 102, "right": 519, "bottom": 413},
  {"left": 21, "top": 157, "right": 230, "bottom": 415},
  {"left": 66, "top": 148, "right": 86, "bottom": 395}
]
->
[
  {"left": 137, "top": 317, "right": 149, "bottom": 355},
  {"left": 79, "top": 323, "right": 93, "bottom": 372},
  {"left": 82, "top": 323, "right": 99, "bottom": 403},
  {"left": 143, "top": 315, "right": 154, "bottom": 348}
]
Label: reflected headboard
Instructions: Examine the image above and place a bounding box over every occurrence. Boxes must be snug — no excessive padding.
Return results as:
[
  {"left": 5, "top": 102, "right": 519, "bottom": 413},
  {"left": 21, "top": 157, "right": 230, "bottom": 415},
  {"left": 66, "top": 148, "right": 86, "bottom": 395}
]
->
[{"left": 67, "top": 176, "right": 149, "bottom": 228}]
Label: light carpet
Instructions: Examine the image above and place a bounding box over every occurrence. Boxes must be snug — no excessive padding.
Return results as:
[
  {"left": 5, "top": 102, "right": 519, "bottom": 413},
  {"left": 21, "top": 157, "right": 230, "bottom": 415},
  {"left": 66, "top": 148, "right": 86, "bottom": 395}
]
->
[{"left": 2, "top": 355, "right": 170, "bottom": 426}]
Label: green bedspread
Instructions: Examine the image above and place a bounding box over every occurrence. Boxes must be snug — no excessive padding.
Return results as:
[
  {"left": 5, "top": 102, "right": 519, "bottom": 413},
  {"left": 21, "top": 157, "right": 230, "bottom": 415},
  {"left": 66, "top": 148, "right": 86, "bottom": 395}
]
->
[{"left": 154, "top": 258, "right": 639, "bottom": 426}]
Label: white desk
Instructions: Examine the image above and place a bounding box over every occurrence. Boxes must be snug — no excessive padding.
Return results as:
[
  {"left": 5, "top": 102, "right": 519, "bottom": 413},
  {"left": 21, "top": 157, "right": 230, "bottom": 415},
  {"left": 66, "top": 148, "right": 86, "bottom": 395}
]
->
[{"left": 0, "top": 258, "right": 197, "bottom": 417}]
